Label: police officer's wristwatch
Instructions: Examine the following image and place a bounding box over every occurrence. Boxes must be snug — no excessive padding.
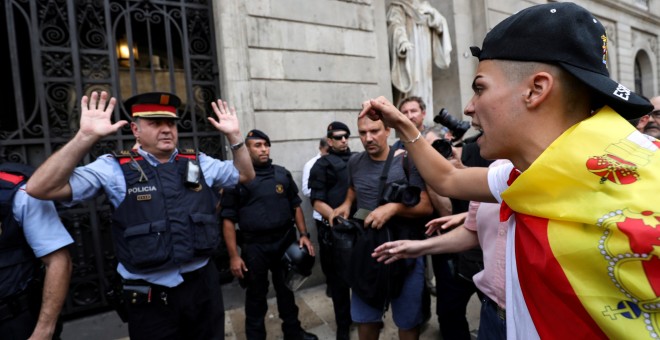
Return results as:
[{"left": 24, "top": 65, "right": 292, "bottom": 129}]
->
[
  {"left": 300, "top": 231, "right": 311, "bottom": 239},
  {"left": 230, "top": 140, "right": 244, "bottom": 151}
]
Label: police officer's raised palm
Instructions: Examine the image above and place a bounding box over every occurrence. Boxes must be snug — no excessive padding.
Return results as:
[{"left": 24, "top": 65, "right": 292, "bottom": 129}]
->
[
  {"left": 79, "top": 91, "right": 128, "bottom": 141},
  {"left": 209, "top": 100, "right": 241, "bottom": 138}
]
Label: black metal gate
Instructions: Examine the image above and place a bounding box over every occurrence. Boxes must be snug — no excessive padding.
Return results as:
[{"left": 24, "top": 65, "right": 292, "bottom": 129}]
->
[{"left": 1, "top": 0, "right": 224, "bottom": 317}]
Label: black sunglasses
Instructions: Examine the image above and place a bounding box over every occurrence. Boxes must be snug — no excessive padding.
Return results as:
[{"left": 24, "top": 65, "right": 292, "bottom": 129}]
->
[{"left": 330, "top": 134, "right": 349, "bottom": 140}]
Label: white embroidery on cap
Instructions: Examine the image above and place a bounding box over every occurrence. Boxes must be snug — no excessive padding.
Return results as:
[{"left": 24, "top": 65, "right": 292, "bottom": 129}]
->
[
  {"left": 550, "top": 8, "right": 556, "bottom": 13},
  {"left": 613, "top": 84, "right": 631, "bottom": 101}
]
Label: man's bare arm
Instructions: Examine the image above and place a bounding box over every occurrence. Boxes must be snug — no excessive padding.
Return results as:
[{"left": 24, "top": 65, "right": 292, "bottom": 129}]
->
[
  {"left": 360, "top": 97, "right": 494, "bottom": 203},
  {"left": 312, "top": 200, "right": 334, "bottom": 221},
  {"left": 329, "top": 186, "right": 356, "bottom": 225},
  {"left": 294, "top": 206, "right": 315, "bottom": 256},
  {"left": 27, "top": 91, "right": 128, "bottom": 200},
  {"left": 29, "top": 248, "right": 72, "bottom": 340},
  {"left": 222, "top": 218, "right": 247, "bottom": 279},
  {"left": 208, "top": 100, "right": 255, "bottom": 184},
  {"left": 372, "top": 225, "right": 479, "bottom": 264},
  {"left": 426, "top": 185, "right": 452, "bottom": 217}
]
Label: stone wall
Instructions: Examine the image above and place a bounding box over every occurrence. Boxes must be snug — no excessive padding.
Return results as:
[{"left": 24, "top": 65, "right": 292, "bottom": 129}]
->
[{"left": 213, "top": 0, "right": 393, "bottom": 285}]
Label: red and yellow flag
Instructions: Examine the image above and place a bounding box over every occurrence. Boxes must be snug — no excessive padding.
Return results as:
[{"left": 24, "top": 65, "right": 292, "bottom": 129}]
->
[{"left": 502, "top": 107, "right": 660, "bottom": 339}]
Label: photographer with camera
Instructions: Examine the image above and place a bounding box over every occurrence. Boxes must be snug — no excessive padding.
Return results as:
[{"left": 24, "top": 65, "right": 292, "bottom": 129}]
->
[{"left": 330, "top": 116, "right": 432, "bottom": 340}]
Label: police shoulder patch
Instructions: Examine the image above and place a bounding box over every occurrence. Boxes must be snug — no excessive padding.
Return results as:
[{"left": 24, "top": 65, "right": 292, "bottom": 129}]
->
[
  {"left": 177, "top": 148, "right": 198, "bottom": 161},
  {"left": 112, "top": 150, "right": 139, "bottom": 158},
  {"left": 112, "top": 150, "right": 143, "bottom": 165},
  {"left": 179, "top": 148, "right": 197, "bottom": 155}
]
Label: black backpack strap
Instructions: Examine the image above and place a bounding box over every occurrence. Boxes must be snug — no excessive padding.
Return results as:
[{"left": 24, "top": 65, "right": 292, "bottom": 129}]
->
[{"left": 377, "top": 148, "right": 396, "bottom": 203}]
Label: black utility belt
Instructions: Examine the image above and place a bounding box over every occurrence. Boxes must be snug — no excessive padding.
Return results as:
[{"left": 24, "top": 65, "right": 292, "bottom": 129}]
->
[
  {"left": 0, "top": 291, "right": 30, "bottom": 321},
  {"left": 240, "top": 226, "right": 292, "bottom": 244},
  {"left": 121, "top": 264, "right": 207, "bottom": 305},
  {"left": 121, "top": 283, "right": 169, "bottom": 306}
]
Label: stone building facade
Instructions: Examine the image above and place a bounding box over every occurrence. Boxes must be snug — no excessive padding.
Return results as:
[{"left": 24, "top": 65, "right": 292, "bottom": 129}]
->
[{"left": 211, "top": 0, "right": 659, "bottom": 240}]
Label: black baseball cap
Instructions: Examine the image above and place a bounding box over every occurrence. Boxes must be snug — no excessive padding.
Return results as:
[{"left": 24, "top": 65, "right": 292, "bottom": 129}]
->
[
  {"left": 326, "top": 121, "right": 351, "bottom": 137},
  {"left": 470, "top": 2, "right": 652, "bottom": 119},
  {"left": 246, "top": 129, "right": 271, "bottom": 146},
  {"left": 123, "top": 92, "right": 181, "bottom": 120}
]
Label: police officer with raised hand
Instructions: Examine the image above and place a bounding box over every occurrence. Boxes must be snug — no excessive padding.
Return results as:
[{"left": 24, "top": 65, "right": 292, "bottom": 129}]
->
[
  {"left": 307, "top": 121, "right": 354, "bottom": 340},
  {"left": 221, "top": 129, "right": 318, "bottom": 340},
  {"left": 0, "top": 162, "right": 73, "bottom": 340},
  {"left": 26, "top": 91, "right": 255, "bottom": 340}
]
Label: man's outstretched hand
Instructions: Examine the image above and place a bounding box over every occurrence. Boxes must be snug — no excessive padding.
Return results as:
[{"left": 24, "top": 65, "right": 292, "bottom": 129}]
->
[
  {"left": 358, "top": 96, "right": 403, "bottom": 128},
  {"left": 209, "top": 99, "right": 242, "bottom": 139},
  {"left": 79, "top": 91, "right": 128, "bottom": 142}
]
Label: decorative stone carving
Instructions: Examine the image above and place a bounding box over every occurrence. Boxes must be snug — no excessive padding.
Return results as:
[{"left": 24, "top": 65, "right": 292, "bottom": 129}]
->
[{"left": 387, "top": 0, "right": 452, "bottom": 115}]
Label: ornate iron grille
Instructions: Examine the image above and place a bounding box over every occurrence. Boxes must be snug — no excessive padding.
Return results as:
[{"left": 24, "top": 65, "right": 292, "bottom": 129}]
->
[{"left": 1, "top": 0, "right": 223, "bottom": 317}]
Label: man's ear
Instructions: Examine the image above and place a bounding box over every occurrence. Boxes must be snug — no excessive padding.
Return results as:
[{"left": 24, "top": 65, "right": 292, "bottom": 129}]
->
[
  {"left": 637, "top": 115, "right": 650, "bottom": 130},
  {"left": 525, "top": 72, "right": 553, "bottom": 109},
  {"left": 130, "top": 121, "right": 139, "bottom": 137}
]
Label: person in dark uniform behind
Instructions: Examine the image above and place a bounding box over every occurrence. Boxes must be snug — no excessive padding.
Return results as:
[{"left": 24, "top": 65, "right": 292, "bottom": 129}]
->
[
  {"left": 0, "top": 162, "right": 73, "bottom": 340},
  {"left": 307, "top": 121, "right": 354, "bottom": 340},
  {"left": 26, "top": 91, "right": 255, "bottom": 340},
  {"left": 221, "top": 129, "right": 318, "bottom": 340}
]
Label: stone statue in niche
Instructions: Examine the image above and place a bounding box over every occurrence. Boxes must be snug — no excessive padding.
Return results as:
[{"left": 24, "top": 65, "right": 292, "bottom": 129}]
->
[{"left": 387, "top": 0, "right": 452, "bottom": 118}]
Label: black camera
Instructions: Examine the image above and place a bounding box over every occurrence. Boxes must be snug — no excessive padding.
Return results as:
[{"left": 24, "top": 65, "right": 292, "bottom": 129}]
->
[
  {"left": 434, "top": 108, "right": 471, "bottom": 141},
  {"left": 431, "top": 139, "right": 453, "bottom": 159},
  {"left": 381, "top": 182, "right": 421, "bottom": 207}
]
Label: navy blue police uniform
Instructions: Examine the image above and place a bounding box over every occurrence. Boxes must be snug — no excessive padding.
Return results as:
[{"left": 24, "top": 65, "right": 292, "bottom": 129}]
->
[
  {"left": 0, "top": 162, "right": 73, "bottom": 339},
  {"left": 220, "top": 129, "right": 316, "bottom": 340},
  {"left": 65, "top": 93, "right": 236, "bottom": 339},
  {"left": 307, "top": 121, "right": 354, "bottom": 339}
]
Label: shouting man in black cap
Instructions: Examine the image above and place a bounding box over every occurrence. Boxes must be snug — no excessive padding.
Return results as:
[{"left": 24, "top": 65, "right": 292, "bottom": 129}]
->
[
  {"left": 26, "top": 91, "right": 255, "bottom": 340},
  {"left": 221, "top": 129, "right": 318, "bottom": 340},
  {"left": 369, "top": 2, "right": 659, "bottom": 339},
  {"left": 307, "top": 121, "right": 355, "bottom": 340}
]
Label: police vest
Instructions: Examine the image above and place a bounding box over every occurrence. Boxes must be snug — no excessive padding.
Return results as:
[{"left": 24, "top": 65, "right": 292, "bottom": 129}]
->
[
  {"left": 111, "top": 150, "right": 219, "bottom": 274},
  {"left": 0, "top": 163, "right": 39, "bottom": 298},
  {"left": 234, "top": 165, "right": 295, "bottom": 232}
]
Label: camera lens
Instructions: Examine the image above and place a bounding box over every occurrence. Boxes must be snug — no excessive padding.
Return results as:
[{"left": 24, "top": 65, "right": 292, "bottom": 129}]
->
[
  {"left": 433, "top": 108, "right": 470, "bottom": 141},
  {"left": 431, "top": 139, "right": 453, "bottom": 159}
]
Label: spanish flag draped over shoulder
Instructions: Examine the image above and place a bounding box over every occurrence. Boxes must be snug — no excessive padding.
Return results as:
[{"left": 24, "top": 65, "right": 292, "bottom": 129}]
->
[{"left": 502, "top": 106, "right": 660, "bottom": 339}]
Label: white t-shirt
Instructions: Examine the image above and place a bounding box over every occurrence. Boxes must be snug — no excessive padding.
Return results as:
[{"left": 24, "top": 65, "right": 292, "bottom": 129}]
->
[
  {"left": 488, "top": 163, "right": 540, "bottom": 340},
  {"left": 302, "top": 153, "right": 322, "bottom": 221}
]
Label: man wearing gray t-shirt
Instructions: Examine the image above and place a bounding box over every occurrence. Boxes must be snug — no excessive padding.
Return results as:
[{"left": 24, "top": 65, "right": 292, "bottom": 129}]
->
[{"left": 331, "top": 116, "right": 433, "bottom": 339}]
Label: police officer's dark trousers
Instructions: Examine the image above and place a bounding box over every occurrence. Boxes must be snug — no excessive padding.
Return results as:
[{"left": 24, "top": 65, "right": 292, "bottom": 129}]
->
[
  {"left": 242, "top": 227, "right": 302, "bottom": 340},
  {"left": 316, "top": 220, "right": 351, "bottom": 333},
  {"left": 123, "top": 263, "right": 224, "bottom": 340}
]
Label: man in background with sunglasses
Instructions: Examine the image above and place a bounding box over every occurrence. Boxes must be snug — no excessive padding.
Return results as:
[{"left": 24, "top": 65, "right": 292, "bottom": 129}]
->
[{"left": 308, "top": 121, "right": 355, "bottom": 340}]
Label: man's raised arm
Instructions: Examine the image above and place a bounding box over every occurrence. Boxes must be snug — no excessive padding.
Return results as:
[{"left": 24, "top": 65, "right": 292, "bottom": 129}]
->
[
  {"left": 359, "top": 97, "right": 494, "bottom": 203},
  {"left": 26, "top": 91, "right": 128, "bottom": 201},
  {"left": 209, "top": 100, "right": 255, "bottom": 184}
]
